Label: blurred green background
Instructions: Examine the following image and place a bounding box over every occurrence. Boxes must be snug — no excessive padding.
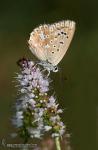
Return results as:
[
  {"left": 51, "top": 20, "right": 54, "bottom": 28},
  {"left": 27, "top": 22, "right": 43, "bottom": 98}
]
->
[{"left": 0, "top": 0, "right": 97, "bottom": 150}]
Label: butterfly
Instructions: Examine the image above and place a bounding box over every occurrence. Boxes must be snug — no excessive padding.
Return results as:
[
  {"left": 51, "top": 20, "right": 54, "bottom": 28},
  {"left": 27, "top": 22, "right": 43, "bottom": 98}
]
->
[{"left": 28, "top": 20, "right": 75, "bottom": 73}]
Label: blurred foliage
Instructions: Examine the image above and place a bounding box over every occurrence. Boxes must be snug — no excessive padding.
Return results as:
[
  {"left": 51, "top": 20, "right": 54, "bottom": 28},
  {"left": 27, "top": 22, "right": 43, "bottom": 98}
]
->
[{"left": 0, "top": 0, "right": 97, "bottom": 150}]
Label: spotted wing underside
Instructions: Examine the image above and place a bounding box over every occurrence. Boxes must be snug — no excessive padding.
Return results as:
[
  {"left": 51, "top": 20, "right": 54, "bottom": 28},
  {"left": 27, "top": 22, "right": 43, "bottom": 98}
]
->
[{"left": 28, "top": 20, "right": 75, "bottom": 66}]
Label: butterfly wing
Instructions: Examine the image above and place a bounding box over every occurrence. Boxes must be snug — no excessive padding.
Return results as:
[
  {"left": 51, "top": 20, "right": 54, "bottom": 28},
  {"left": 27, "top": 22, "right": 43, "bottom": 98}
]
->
[
  {"left": 28, "top": 20, "right": 75, "bottom": 66},
  {"left": 28, "top": 26, "right": 48, "bottom": 61},
  {"left": 46, "top": 20, "right": 75, "bottom": 66}
]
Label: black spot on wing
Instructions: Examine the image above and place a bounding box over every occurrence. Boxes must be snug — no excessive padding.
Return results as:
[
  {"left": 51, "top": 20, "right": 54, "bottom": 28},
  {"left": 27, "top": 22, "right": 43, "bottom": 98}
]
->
[
  {"left": 61, "top": 31, "right": 67, "bottom": 35},
  {"left": 53, "top": 45, "right": 56, "bottom": 47},
  {"left": 60, "top": 41, "right": 64, "bottom": 44}
]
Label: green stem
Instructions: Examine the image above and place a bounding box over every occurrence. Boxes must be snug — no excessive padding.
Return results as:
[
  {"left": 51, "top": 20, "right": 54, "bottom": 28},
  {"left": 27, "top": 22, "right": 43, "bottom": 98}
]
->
[{"left": 55, "top": 137, "right": 61, "bottom": 150}]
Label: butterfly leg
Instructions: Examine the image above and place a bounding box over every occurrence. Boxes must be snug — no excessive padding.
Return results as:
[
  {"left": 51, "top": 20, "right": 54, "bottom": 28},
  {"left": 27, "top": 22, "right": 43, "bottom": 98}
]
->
[
  {"left": 40, "top": 68, "right": 50, "bottom": 77},
  {"left": 46, "top": 70, "right": 50, "bottom": 77}
]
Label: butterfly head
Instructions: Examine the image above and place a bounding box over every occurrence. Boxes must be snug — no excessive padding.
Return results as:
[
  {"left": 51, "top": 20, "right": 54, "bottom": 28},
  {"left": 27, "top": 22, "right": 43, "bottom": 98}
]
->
[{"left": 52, "top": 66, "right": 58, "bottom": 72}]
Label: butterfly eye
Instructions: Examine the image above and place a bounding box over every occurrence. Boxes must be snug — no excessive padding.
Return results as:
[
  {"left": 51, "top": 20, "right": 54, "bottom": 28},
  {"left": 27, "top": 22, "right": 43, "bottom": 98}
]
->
[
  {"left": 53, "top": 66, "right": 58, "bottom": 72},
  {"left": 52, "top": 51, "right": 54, "bottom": 54},
  {"left": 66, "top": 36, "right": 68, "bottom": 38}
]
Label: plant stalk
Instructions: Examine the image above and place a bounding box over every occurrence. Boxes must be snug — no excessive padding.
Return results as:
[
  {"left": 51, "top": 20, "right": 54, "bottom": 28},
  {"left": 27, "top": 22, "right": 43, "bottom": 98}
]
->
[{"left": 55, "top": 137, "right": 61, "bottom": 150}]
